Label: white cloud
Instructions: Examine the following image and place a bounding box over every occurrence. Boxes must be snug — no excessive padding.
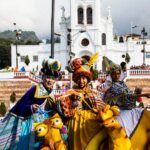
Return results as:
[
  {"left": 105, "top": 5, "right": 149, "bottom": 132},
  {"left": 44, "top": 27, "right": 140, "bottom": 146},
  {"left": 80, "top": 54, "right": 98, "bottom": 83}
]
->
[{"left": 0, "top": 0, "right": 149, "bottom": 39}]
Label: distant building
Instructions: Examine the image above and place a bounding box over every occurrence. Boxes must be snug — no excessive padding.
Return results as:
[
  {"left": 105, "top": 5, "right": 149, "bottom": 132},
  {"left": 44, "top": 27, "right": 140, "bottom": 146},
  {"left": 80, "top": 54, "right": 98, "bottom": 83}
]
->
[{"left": 11, "top": 0, "right": 150, "bottom": 71}]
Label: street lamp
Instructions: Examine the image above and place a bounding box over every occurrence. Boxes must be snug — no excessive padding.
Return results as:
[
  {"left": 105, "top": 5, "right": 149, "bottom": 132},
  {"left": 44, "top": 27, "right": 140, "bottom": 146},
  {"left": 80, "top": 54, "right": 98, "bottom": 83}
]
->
[
  {"left": 13, "top": 23, "right": 22, "bottom": 69},
  {"left": 141, "top": 27, "right": 148, "bottom": 65}
]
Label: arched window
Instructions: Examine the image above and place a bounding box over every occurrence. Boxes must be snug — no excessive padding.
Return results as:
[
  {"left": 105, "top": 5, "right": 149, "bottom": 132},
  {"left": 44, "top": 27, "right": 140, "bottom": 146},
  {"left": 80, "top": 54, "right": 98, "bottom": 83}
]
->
[
  {"left": 78, "top": 7, "right": 84, "bottom": 24},
  {"left": 102, "top": 33, "right": 106, "bottom": 45},
  {"left": 87, "top": 7, "right": 92, "bottom": 24},
  {"left": 119, "top": 36, "right": 124, "bottom": 43}
]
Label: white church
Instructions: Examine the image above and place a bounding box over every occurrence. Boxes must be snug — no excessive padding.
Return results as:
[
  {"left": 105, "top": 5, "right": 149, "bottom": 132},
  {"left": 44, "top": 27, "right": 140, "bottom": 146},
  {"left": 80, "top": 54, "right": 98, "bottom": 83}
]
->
[{"left": 11, "top": 0, "right": 150, "bottom": 72}]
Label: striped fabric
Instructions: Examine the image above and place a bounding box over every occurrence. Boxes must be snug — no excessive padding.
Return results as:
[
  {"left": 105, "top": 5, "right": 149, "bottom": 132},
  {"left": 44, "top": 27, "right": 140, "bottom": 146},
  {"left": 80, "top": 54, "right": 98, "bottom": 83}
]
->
[
  {"left": 0, "top": 113, "right": 32, "bottom": 150},
  {"left": 0, "top": 113, "right": 22, "bottom": 149}
]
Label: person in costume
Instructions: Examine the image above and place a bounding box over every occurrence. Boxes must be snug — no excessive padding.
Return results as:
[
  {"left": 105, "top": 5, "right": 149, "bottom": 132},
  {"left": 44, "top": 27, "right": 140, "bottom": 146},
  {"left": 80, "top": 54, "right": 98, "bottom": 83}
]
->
[
  {"left": 103, "top": 65, "right": 150, "bottom": 149},
  {"left": 56, "top": 53, "right": 107, "bottom": 150},
  {"left": 0, "top": 60, "right": 61, "bottom": 150},
  {"left": 98, "top": 56, "right": 127, "bottom": 93},
  {"left": 103, "top": 66, "right": 150, "bottom": 109}
]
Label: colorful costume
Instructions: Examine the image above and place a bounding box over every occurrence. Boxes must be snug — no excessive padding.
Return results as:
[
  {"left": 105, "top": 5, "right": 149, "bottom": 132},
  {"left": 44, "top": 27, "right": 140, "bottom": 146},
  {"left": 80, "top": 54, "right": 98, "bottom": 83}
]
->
[
  {"left": 0, "top": 84, "right": 55, "bottom": 150},
  {"left": 57, "top": 87, "right": 106, "bottom": 150},
  {"left": 103, "top": 68, "right": 150, "bottom": 149},
  {"left": 0, "top": 60, "right": 61, "bottom": 150},
  {"left": 56, "top": 54, "right": 107, "bottom": 150}
]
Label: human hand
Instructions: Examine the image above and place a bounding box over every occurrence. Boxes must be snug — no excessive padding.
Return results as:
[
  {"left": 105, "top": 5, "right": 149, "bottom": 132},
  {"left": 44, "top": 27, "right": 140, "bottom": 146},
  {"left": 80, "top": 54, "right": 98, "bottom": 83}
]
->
[
  {"left": 96, "top": 100, "right": 106, "bottom": 111},
  {"left": 32, "top": 104, "right": 39, "bottom": 112},
  {"left": 69, "top": 94, "right": 81, "bottom": 108},
  {"left": 145, "top": 94, "right": 150, "bottom": 98}
]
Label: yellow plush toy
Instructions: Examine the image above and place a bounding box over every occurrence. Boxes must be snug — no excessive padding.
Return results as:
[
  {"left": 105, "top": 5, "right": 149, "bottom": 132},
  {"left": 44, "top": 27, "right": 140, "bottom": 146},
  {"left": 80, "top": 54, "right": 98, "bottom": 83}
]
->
[
  {"left": 35, "top": 113, "right": 67, "bottom": 150},
  {"left": 99, "top": 105, "right": 132, "bottom": 150}
]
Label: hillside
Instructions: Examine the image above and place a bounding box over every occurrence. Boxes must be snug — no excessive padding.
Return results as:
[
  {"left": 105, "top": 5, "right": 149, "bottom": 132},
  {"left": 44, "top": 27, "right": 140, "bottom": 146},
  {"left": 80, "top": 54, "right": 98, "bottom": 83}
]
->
[{"left": 0, "top": 30, "right": 41, "bottom": 43}]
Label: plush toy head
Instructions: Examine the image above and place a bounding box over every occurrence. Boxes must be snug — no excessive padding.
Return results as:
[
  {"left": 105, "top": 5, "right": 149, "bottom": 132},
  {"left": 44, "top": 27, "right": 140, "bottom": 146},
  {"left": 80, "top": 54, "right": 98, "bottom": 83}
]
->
[
  {"left": 44, "top": 113, "right": 64, "bottom": 129},
  {"left": 35, "top": 123, "right": 48, "bottom": 137},
  {"left": 99, "top": 105, "right": 120, "bottom": 121}
]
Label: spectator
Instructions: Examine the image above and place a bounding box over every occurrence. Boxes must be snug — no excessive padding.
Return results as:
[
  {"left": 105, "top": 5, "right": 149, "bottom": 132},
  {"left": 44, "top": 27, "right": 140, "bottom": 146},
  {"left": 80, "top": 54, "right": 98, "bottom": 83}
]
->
[{"left": 20, "top": 66, "right": 26, "bottom": 72}]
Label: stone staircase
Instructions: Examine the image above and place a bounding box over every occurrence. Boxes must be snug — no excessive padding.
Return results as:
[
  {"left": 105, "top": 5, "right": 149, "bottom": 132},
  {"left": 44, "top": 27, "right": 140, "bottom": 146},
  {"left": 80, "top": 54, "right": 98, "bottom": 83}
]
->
[
  {"left": 126, "top": 78, "right": 150, "bottom": 106},
  {"left": 0, "top": 79, "right": 33, "bottom": 110}
]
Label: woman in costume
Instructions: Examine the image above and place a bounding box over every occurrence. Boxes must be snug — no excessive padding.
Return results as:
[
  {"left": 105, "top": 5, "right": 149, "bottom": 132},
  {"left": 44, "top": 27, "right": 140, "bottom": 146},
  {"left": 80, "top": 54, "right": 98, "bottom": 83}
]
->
[
  {"left": 103, "top": 65, "right": 150, "bottom": 149},
  {"left": 56, "top": 54, "right": 107, "bottom": 150},
  {"left": 0, "top": 60, "right": 61, "bottom": 150}
]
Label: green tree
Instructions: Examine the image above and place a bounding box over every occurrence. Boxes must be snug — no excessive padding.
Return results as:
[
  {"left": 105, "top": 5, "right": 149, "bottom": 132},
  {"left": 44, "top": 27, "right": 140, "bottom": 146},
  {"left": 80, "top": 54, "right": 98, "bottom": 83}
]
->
[
  {"left": 125, "top": 52, "right": 131, "bottom": 63},
  {"left": 92, "top": 69, "right": 99, "bottom": 81},
  {"left": 0, "top": 38, "right": 11, "bottom": 69},
  {"left": 36, "top": 65, "right": 38, "bottom": 72},
  {"left": 10, "top": 91, "right": 16, "bottom": 103},
  {"left": 24, "top": 55, "right": 30, "bottom": 66},
  {"left": 0, "top": 102, "right": 7, "bottom": 116},
  {"left": 114, "top": 34, "right": 118, "bottom": 41}
]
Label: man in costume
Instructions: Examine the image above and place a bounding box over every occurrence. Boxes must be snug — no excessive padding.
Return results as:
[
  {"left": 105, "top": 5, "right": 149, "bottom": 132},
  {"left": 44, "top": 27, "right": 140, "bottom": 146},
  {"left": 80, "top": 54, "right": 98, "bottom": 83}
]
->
[
  {"left": 0, "top": 60, "right": 61, "bottom": 150},
  {"left": 56, "top": 54, "right": 107, "bottom": 150}
]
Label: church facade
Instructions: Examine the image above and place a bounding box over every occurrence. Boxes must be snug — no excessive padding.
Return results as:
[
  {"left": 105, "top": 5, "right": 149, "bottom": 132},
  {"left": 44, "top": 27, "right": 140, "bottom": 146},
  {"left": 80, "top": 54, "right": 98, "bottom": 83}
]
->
[{"left": 11, "top": 0, "right": 150, "bottom": 71}]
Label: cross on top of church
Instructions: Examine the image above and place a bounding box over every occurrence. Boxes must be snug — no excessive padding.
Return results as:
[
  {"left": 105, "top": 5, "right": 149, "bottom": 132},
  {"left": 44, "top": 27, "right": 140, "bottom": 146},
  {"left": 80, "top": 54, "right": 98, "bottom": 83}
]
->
[{"left": 61, "top": 6, "right": 65, "bottom": 17}]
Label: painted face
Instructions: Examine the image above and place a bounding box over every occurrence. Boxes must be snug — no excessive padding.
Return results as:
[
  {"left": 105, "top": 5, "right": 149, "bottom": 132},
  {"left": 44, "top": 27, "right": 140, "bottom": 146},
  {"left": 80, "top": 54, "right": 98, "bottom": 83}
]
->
[
  {"left": 111, "top": 70, "right": 121, "bottom": 82},
  {"left": 43, "top": 78, "right": 55, "bottom": 93},
  {"left": 76, "top": 76, "right": 88, "bottom": 88}
]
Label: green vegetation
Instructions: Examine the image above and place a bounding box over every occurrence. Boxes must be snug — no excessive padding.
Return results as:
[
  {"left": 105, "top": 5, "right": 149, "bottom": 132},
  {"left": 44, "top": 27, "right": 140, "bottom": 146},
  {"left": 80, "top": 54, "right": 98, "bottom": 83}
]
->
[
  {"left": 0, "top": 102, "right": 7, "bottom": 116},
  {"left": 25, "top": 55, "right": 30, "bottom": 66},
  {"left": 0, "top": 30, "right": 41, "bottom": 69},
  {"left": 10, "top": 92, "right": 16, "bottom": 103},
  {"left": 92, "top": 69, "right": 99, "bottom": 80},
  {"left": 0, "top": 38, "right": 12, "bottom": 69},
  {"left": 125, "top": 52, "right": 131, "bottom": 63}
]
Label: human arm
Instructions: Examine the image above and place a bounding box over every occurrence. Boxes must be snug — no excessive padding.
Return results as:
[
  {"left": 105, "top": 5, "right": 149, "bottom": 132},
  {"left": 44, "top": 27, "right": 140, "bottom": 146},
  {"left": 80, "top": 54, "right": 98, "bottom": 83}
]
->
[
  {"left": 10, "top": 85, "right": 45, "bottom": 118},
  {"left": 131, "top": 93, "right": 150, "bottom": 99}
]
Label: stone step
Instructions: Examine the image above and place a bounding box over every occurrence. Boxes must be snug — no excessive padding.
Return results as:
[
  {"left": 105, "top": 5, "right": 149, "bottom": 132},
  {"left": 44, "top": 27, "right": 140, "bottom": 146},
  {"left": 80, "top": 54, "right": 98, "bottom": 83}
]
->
[
  {"left": 0, "top": 96, "right": 22, "bottom": 101},
  {"left": 0, "top": 80, "right": 33, "bottom": 110},
  {"left": 0, "top": 84, "right": 32, "bottom": 87},
  {"left": 0, "top": 93, "right": 25, "bottom": 96},
  {"left": 0, "top": 86, "right": 30, "bottom": 92},
  {"left": 0, "top": 89, "right": 29, "bottom": 95}
]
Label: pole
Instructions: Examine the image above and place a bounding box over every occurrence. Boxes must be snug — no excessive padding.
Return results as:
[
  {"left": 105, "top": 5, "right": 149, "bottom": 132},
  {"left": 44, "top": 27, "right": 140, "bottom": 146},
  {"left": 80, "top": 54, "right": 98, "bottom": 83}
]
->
[
  {"left": 141, "top": 27, "right": 147, "bottom": 65},
  {"left": 69, "top": 31, "right": 73, "bottom": 88},
  {"left": 16, "top": 41, "right": 18, "bottom": 69},
  {"left": 143, "top": 35, "right": 146, "bottom": 65},
  {"left": 51, "top": 0, "right": 55, "bottom": 58}
]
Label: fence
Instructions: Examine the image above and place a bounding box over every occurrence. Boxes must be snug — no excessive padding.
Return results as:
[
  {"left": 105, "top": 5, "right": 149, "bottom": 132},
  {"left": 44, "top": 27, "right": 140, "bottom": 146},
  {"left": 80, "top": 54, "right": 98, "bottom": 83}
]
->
[{"left": 0, "top": 70, "right": 150, "bottom": 82}]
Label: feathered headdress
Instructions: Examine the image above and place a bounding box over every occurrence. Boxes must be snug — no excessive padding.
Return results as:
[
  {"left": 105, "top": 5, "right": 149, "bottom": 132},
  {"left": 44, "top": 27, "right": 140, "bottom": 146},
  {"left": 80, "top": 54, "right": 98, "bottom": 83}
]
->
[
  {"left": 70, "top": 52, "right": 99, "bottom": 83},
  {"left": 103, "top": 56, "right": 120, "bottom": 73},
  {"left": 40, "top": 59, "right": 62, "bottom": 79}
]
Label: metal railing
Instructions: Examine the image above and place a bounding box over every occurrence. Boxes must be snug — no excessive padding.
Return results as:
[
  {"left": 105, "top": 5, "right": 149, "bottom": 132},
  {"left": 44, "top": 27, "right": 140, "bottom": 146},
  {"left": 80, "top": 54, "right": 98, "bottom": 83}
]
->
[
  {"left": 127, "top": 69, "right": 150, "bottom": 79},
  {"left": 0, "top": 70, "right": 150, "bottom": 81}
]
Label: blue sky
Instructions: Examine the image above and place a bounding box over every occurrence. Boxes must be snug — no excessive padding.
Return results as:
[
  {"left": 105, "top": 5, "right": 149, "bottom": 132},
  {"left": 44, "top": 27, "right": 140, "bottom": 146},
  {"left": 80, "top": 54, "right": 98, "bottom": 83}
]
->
[{"left": 0, "top": 0, "right": 150, "bottom": 39}]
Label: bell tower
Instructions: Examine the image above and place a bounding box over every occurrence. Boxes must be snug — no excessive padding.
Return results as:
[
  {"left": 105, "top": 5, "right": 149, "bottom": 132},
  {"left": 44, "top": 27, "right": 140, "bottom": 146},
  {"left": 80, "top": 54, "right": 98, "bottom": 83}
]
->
[{"left": 69, "top": 0, "right": 103, "bottom": 70}]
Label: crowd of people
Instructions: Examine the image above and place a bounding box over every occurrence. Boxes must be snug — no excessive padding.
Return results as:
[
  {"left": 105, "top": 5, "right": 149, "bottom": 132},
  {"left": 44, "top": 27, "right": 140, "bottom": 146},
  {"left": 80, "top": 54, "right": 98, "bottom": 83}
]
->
[
  {"left": 130, "top": 64, "right": 150, "bottom": 70},
  {"left": 0, "top": 54, "right": 150, "bottom": 150}
]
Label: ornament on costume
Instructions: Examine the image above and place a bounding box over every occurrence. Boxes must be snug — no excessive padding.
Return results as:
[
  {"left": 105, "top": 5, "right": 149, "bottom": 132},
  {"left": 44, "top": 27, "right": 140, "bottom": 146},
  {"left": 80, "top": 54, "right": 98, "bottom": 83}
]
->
[
  {"left": 87, "top": 52, "right": 99, "bottom": 69},
  {"left": 50, "top": 60, "right": 61, "bottom": 71},
  {"left": 102, "top": 56, "right": 120, "bottom": 73},
  {"left": 40, "top": 59, "right": 62, "bottom": 79},
  {"left": 71, "top": 52, "right": 99, "bottom": 83},
  {"left": 70, "top": 57, "right": 83, "bottom": 70}
]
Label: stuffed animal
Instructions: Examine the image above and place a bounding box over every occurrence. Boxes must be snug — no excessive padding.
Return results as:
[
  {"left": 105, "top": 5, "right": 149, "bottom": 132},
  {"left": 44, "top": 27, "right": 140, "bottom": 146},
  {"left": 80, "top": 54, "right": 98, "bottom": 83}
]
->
[
  {"left": 99, "top": 105, "right": 132, "bottom": 150},
  {"left": 35, "top": 113, "right": 67, "bottom": 150}
]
